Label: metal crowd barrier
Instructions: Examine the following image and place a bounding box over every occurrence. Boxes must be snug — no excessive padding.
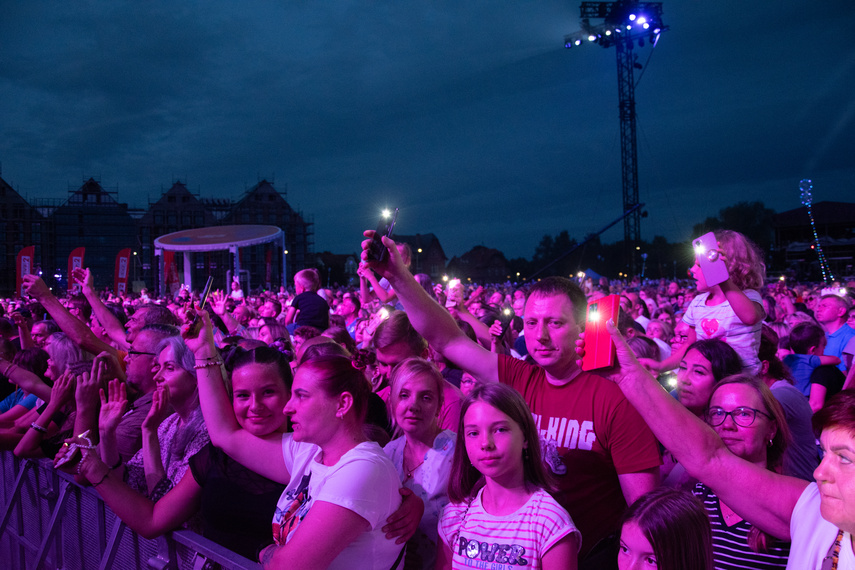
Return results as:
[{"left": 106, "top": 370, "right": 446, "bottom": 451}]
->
[{"left": 0, "top": 452, "right": 262, "bottom": 570}]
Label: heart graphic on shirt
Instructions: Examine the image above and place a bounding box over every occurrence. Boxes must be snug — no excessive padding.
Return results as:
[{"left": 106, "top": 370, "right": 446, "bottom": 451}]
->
[{"left": 700, "top": 318, "right": 719, "bottom": 336}]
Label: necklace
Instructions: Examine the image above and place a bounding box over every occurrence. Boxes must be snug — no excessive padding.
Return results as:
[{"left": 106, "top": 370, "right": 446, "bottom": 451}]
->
[
  {"left": 403, "top": 441, "right": 426, "bottom": 481},
  {"left": 821, "top": 529, "right": 845, "bottom": 570}
]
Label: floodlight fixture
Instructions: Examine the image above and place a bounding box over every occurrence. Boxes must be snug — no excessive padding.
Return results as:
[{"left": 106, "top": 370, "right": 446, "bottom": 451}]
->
[{"left": 563, "top": 1, "right": 668, "bottom": 274}]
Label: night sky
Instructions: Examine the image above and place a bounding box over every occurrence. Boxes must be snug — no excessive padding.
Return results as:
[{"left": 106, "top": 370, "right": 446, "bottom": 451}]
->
[{"left": 2, "top": 1, "right": 854, "bottom": 260}]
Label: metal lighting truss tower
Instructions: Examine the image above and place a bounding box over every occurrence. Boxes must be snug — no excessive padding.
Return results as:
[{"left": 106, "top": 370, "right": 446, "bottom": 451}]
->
[{"left": 565, "top": 2, "right": 667, "bottom": 274}]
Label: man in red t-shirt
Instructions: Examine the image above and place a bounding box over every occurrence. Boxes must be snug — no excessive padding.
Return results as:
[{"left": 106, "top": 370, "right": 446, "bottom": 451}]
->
[{"left": 362, "top": 234, "right": 660, "bottom": 567}]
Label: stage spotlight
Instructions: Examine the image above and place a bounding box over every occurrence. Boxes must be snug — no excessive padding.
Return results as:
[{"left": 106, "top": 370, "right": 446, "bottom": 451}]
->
[
  {"left": 637, "top": 16, "right": 647, "bottom": 25},
  {"left": 575, "top": 39, "right": 582, "bottom": 45},
  {"left": 588, "top": 34, "right": 597, "bottom": 41},
  {"left": 605, "top": 29, "right": 612, "bottom": 36},
  {"left": 642, "top": 22, "right": 650, "bottom": 29},
  {"left": 653, "top": 27, "right": 661, "bottom": 34},
  {"left": 629, "top": 13, "right": 636, "bottom": 21}
]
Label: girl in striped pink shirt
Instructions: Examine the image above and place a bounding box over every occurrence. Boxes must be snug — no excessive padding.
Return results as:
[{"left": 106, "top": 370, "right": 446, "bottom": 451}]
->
[{"left": 436, "top": 383, "right": 580, "bottom": 569}]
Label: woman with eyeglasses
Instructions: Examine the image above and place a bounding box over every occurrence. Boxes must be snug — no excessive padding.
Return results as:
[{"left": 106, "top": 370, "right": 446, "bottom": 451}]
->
[{"left": 693, "top": 374, "right": 792, "bottom": 569}]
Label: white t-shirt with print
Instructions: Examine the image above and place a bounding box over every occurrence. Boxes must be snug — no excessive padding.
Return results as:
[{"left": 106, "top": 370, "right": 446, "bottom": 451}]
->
[
  {"left": 438, "top": 488, "right": 580, "bottom": 570},
  {"left": 273, "top": 435, "right": 403, "bottom": 570},
  {"left": 682, "top": 288, "right": 763, "bottom": 373}
]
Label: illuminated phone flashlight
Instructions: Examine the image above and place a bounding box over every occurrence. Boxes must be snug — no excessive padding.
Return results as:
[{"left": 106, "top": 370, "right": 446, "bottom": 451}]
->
[
  {"left": 503, "top": 308, "right": 512, "bottom": 317},
  {"left": 381, "top": 209, "right": 391, "bottom": 219},
  {"left": 589, "top": 308, "right": 600, "bottom": 322},
  {"left": 779, "top": 276, "right": 786, "bottom": 281},
  {"left": 693, "top": 241, "right": 705, "bottom": 256},
  {"left": 379, "top": 307, "right": 390, "bottom": 321},
  {"left": 665, "top": 371, "right": 678, "bottom": 388},
  {"left": 448, "top": 279, "right": 460, "bottom": 289}
]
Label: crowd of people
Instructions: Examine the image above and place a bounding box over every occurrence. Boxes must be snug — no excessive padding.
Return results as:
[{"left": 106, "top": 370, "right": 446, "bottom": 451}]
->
[{"left": 0, "top": 227, "right": 854, "bottom": 569}]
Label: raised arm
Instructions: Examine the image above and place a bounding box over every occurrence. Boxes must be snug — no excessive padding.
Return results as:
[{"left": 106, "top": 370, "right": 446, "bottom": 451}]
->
[
  {"left": 0, "top": 356, "right": 52, "bottom": 402},
  {"left": 720, "top": 280, "right": 765, "bottom": 325},
  {"left": 10, "top": 313, "right": 34, "bottom": 349},
  {"left": 23, "top": 275, "right": 119, "bottom": 359},
  {"left": 184, "top": 310, "right": 289, "bottom": 484},
  {"left": 603, "top": 320, "right": 807, "bottom": 539},
  {"left": 361, "top": 233, "right": 498, "bottom": 383},
  {"left": 74, "top": 268, "right": 130, "bottom": 351}
]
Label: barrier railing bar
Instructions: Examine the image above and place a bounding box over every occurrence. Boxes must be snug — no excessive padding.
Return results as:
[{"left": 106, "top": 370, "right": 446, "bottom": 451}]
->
[
  {"left": 172, "top": 530, "right": 262, "bottom": 570},
  {"left": 33, "top": 479, "right": 72, "bottom": 570},
  {"left": 98, "top": 517, "right": 126, "bottom": 570},
  {"left": 0, "top": 458, "right": 31, "bottom": 536}
]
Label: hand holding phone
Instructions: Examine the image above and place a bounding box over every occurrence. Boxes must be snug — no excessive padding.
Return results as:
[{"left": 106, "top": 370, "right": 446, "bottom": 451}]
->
[
  {"left": 497, "top": 307, "right": 515, "bottom": 337},
  {"left": 186, "top": 276, "right": 215, "bottom": 338},
  {"left": 581, "top": 294, "right": 620, "bottom": 371},
  {"left": 365, "top": 209, "right": 399, "bottom": 263},
  {"left": 692, "top": 232, "right": 729, "bottom": 288}
]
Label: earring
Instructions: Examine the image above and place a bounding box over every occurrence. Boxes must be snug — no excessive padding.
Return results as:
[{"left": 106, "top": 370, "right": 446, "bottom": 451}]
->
[{"left": 768, "top": 439, "right": 773, "bottom": 447}]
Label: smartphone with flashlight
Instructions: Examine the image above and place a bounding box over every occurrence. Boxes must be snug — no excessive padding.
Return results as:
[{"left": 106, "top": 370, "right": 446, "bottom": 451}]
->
[
  {"left": 186, "top": 276, "right": 215, "bottom": 338},
  {"left": 497, "top": 306, "right": 515, "bottom": 337},
  {"left": 445, "top": 279, "right": 461, "bottom": 308},
  {"left": 582, "top": 294, "right": 620, "bottom": 371},
  {"left": 692, "top": 232, "right": 729, "bottom": 287},
  {"left": 366, "top": 208, "right": 399, "bottom": 263}
]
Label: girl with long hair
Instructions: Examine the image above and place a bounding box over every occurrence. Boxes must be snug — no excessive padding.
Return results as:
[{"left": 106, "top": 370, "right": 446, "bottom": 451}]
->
[{"left": 437, "top": 383, "right": 580, "bottom": 569}]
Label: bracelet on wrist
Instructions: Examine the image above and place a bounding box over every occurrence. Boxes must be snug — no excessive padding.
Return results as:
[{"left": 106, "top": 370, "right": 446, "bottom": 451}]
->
[
  {"left": 194, "top": 353, "right": 221, "bottom": 361},
  {"left": 193, "top": 360, "right": 223, "bottom": 369},
  {"left": 29, "top": 422, "right": 48, "bottom": 434}
]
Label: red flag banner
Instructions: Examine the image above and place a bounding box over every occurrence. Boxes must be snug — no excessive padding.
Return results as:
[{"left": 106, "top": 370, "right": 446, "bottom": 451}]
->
[
  {"left": 163, "top": 250, "right": 179, "bottom": 296},
  {"left": 68, "top": 247, "right": 85, "bottom": 293},
  {"left": 114, "top": 248, "right": 132, "bottom": 295},
  {"left": 16, "top": 246, "right": 35, "bottom": 298}
]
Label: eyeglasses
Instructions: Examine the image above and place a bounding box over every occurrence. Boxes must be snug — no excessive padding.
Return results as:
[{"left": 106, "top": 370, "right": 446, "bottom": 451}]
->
[
  {"left": 706, "top": 406, "right": 772, "bottom": 427},
  {"left": 127, "top": 350, "right": 156, "bottom": 358}
]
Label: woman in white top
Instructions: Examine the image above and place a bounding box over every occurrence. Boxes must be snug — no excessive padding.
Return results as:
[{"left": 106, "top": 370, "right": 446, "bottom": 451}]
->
[
  {"left": 596, "top": 319, "right": 855, "bottom": 569},
  {"left": 186, "top": 311, "right": 404, "bottom": 570},
  {"left": 383, "top": 357, "right": 455, "bottom": 570}
]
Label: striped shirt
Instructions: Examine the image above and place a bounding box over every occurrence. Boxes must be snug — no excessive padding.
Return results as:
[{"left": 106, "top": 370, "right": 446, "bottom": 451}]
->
[
  {"left": 438, "top": 488, "right": 580, "bottom": 569},
  {"left": 694, "top": 483, "right": 791, "bottom": 570}
]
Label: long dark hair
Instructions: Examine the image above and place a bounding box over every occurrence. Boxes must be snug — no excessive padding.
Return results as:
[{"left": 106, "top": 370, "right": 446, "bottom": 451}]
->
[
  {"left": 621, "top": 487, "right": 713, "bottom": 570},
  {"left": 686, "top": 339, "right": 742, "bottom": 382},
  {"left": 447, "top": 383, "right": 553, "bottom": 504}
]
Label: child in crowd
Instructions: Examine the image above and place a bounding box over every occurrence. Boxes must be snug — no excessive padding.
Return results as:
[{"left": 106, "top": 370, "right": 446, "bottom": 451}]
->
[
  {"left": 784, "top": 322, "right": 841, "bottom": 396},
  {"left": 284, "top": 268, "right": 329, "bottom": 332},
  {"left": 655, "top": 230, "right": 766, "bottom": 374},
  {"left": 618, "top": 487, "right": 713, "bottom": 570},
  {"left": 437, "top": 383, "right": 580, "bottom": 570}
]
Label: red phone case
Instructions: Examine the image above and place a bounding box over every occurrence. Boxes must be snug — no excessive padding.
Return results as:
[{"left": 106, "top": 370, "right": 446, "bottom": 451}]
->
[
  {"left": 692, "top": 232, "right": 729, "bottom": 287},
  {"left": 582, "top": 294, "right": 620, "bottom": 371}
]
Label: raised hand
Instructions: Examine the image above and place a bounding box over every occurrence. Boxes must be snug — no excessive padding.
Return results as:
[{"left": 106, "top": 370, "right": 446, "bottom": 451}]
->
[
  {"left": 99, "top": 379, "right": 129, "bottom": 436},
  {"left": 142, "top": 383, "right": 171, "bottom": 432},
  {"left": 360, "top": 233, "right": 407, "bottom": 281},
  {"left": 210, "top": 290, "right": 228, "bottom": 316},
  {"left": 51, "top": 371, "right": 77, "bottom": 408},
  {"left": 71, "top": 267, "right": 95, "bottom": 292},
  {"left": 22, "top": 274, "right": 51, "bottom": 300},
  {"left": 182, "top": 306, "right": 218, "bottom": 356}
]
